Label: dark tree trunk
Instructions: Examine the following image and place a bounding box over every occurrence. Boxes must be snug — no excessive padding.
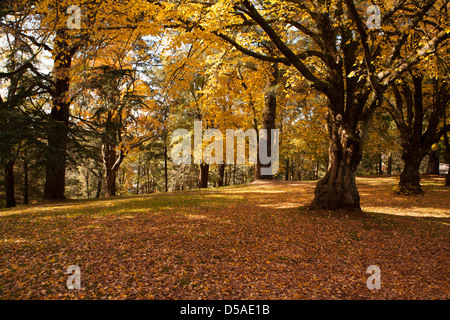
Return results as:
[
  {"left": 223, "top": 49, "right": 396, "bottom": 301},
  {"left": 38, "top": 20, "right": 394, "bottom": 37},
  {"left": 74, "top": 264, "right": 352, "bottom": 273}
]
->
[
  {"left": 218, "top": 163, "right": 225, "bottom": 187},
  {"left": 105, "top": 147, "right": 118, "bottom": 197},
  {"left": 43, "top": 104, "right": 68, "bottom": 199},
  {"left": 285, "top": 158, "right": 290, "bottom": 181},
  {"left": 378, "top": 154, "right": 383, "bottom": 175},
  {"left": 291, "top": 159, "right": 295, "bottom": 181},
  {"left": 5, "top": 160, "right": 16, "bottom": 208},
  {"left": 256, "top": 63, "right": 278, "bottom": 180},
  {"left": 44, "top": 30, "right": 74, "bottom": 200},
  {"left": 316, "top": 160, "right": 320, "bottom": 179},
  {"left": 23, "top": 156, "right": 29, "bottom": 205},
  {"left": 199, "top": 162, "right": 209, "bottom": 188},
  {"left": 387, "top": 152, "right": 392, "bottom": 175},
  {"left": 164, "top": 145, "right": 168, "bottom": 192},
  {"left": 136, "top": 155, "right": 140, "bottom": 195},
  {"left": 426, "top": 149, "right": 439, "bottom": 175},
  {"left": 446, "top": 169, "right": 450, "bottom": 186},
  {"left": 96, "top": 176, "right": 102, "bottom": 198},
  {"left": 310, "top": 114, "right": 363, "bottom": 210},
  {"left": 106, "top": 167, "right": 117, "bottom": 196},
  {"left": 398, "top": 148, "right": 424, "bottom": 194}
]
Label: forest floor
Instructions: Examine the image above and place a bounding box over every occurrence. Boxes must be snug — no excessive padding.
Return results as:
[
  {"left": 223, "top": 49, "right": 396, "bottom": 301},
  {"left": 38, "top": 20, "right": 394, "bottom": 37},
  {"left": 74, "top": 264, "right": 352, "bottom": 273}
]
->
[{"left": 0, "top": 175, "right": 449, "bottom": 300}]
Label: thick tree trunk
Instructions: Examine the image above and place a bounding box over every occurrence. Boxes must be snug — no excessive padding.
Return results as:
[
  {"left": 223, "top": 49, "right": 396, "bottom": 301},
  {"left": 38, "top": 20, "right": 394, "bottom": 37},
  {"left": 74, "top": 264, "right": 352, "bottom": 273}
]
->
[
  {"left": 218, "top": 163, "right": 225, "bottom": 187},
  {"left": 446, "top": 169, "right": 450, "bottom": 186},
  {"left": 106, "top": 168, "right": 117, "bottom": 196},
  {"left": 44, "top": 30, "right": 73, "bottom": 200},
  {"left": 105, "top": 147, "right": 118, "bottom": 197},
  {"left": 398, "top": 149, "right": 424, "bottom": 194},
  {"left": 426, "top": 149, "right": 439, "bottom": 175},
  {"left": 43, "top": 107, "right": 68, "bottom": 199},
  {"left": 199, "top": 162, "right": 209, "bottom": 188},
  {"left": 310, "top": 114, "right": 362, "bottom": 210},
  {"left": 4, "top": 160, "right": 16, "bottom": 208},
  {"left": 387, "top": 152, "right": 392, "bottom": 175}
]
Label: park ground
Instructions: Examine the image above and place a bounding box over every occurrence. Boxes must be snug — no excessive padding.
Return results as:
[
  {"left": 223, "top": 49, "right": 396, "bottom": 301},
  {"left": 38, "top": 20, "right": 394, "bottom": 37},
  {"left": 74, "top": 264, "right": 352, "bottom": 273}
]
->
[{"left": 0, "top": 176, "right": 449, "bottom": 300}]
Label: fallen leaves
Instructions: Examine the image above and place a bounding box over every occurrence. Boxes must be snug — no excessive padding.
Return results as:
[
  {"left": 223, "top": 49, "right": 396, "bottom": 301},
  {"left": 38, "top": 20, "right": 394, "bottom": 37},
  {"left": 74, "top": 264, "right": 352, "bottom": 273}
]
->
[{"left": 0, "top": 176, "right": 448, "bottom": 299}]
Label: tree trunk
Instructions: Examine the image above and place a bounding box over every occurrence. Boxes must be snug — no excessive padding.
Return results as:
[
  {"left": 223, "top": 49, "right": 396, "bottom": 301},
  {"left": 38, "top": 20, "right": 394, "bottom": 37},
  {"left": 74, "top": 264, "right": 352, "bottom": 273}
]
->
[
  {"left": 218, "top": 163, "right": 225, "bottom": 187},
  {"left": 387, "top": 152, "right": 392, "bottom": 175},
  {"left": 316, "top": 160, "right": 320, "bottom": 179},
  {"left": 256, "top": 63, "right": 278, "bottom": 180},
  {"left": 136, "top": 155, "right": 140, "bottom": 195},
  {"left": 426, "top": 149, "right": 439, "bottom": 175},
  {"left": 446, "top": 168, "right": 450, "bottom": 186},
  {"left": 23, "top": 156, "right": 29, "bottom": 205},
  {"left": 164, "top": 145, "right": 168, "bottom": 192},
  {"left": 85, "top": 170, "right": 90, "bottom": 198},
  {"left": 43, "top": 30, "right": 73, "bottom": 200},
  {"left": 106, "top": 167, "right": 117, "bottom": 196},
  {"left": 96, "top": 176, "right": 102, "bottom": 198},
  {"left": 398, "top": 149, "right": 424, "bottom": 194},
  {"left": 285, "top": 158, "right": 290, "bottom": 181},
  {"left": 4, "top": 160, "right": 16, "bottom": 208},
  {"left": 199, "top": 162, "right": 209, "bottom": 188},
  {"left": 291, "top": 159, "right": 295, "bottom": 181},
  {"left": 378, "top": 154, "right": 383, "bottom": 175},
  {"left": 43, "top": 106, "right": 68, "bottom": 199},
  {"left": 310, "top": 114, "right": 363, "bottom": 210},
  {"left": 105, "top": 147, "right": 118, "bottom": 197}
]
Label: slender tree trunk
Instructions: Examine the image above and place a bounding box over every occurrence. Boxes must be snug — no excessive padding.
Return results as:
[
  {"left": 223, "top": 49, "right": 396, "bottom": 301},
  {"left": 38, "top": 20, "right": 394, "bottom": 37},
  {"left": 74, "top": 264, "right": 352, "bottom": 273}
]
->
[
  {"left": 164, "top": 145, "right": 168, "bottom": 192},
  {"left": 96, "top": 175, "right": 102, "bottom": 198},
  {"left": 291, "top": 159, "right": 295, "bottom": 181},
  {"left": 199, "top": 162, "right": 209, "bottom": 188},
  {"left": 23, "top": 155, "right": 29, "bottom": 205},
  {"left": 285, "top": 158, "right": 290, "bottom": 181},
  {"left": 136, "top": 154, "right": 140, "bottom": 195},
  {"left": 378, "top": 154, "right": 383, "bottom": 175},
  {"left": 426, "top": 149, "right": 440, "bottom": 175},
  {"left": 256, "top": 63, "right": 278, "bottom": 180},
  {"left": 5, "top": 160, "right": 16, "bottom": 208},
  {"left": 310, "top": 113, "right": 363, "bottom": 210},
  {"left": 85, "top": 170, "right": 90, "bottom": 198},
  {"left": 316, "top": 160, "right": 320, "bottom": 179},
  {"left": 218, "top": 163, "right": 225, "bottom": 187}
]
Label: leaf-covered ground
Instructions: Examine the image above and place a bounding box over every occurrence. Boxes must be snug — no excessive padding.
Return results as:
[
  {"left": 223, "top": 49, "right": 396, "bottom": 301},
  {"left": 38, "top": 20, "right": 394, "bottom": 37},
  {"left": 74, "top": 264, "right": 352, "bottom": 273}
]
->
[{"left": 1, "top": 176, "right": 449, "bottom": 300}]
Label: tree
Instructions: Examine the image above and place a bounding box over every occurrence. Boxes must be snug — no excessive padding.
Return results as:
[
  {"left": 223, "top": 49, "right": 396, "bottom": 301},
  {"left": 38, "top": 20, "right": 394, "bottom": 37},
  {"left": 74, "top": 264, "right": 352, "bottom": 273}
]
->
[
  {"left": 169, "top": 0, "right": 449, "bottom": 209},
  {"left": 0, "top": 4, "right": 48, "bottom": 207},
  {"left": 385, "top": 74, "right": 449, "bottom": 193}
]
